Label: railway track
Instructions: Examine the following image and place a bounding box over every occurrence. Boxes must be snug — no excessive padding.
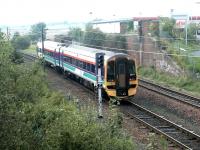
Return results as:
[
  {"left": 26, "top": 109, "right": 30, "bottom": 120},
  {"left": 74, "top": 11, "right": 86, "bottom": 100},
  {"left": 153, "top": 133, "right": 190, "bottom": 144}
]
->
[
  {"left": 121, "top": 100, "right": 200, "bottom": 150},
  {"left": 139, "top": 79, "right": 200, "bottom": 109},
  {"left": 20, "top": 52, "right": 37, "bottom": 62}
]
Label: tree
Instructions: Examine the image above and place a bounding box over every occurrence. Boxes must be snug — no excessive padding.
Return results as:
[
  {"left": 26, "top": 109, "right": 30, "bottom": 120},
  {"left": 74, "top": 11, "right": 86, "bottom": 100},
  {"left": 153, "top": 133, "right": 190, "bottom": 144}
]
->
[
  {"left": 160, "top": 17, "right": 176, "bottom": 38},
  {"left": 68, "top": 27, "right": 83, "bottom": 42},
  {"left": 12, "top": 32, "right": 20, "bottom": 40},
  {"left": 11, "top": 35, "right": 31, "bottom": 50},
  {"left": 30, "top": 22, "right": 46, "bottom": 42},
  {"left": 83, "top": 24, "right": 106, "bottom": 48},
  {"left": 149, "top": 22, "right": 160, "bottom": 37},
  {"left": 187, "top": 23, "right": 198, "bottom": 43}
]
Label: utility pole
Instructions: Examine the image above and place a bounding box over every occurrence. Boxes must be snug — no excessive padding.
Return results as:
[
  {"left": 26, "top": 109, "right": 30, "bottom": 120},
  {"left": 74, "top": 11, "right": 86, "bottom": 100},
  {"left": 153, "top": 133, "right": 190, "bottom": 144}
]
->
[
  {"left": 96, "top": 53, "right": 105, "bottom": 118},
  {"left": 138, "top": 20, "right": 143, "bottom": 66},
  {"left": 41, "top": 25, "right": 45, "bottom": 71},
  {"left": 41, "top": 25, "right": 44, "bottom": 53},
  {"left": 6, "top": 27, "right": 10, "bottom": 41}
]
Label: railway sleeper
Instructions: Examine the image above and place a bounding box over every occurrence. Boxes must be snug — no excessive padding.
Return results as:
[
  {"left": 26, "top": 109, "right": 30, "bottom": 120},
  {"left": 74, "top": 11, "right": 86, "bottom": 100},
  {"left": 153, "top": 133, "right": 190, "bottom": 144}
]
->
[
  {"left": 159, "top": 128, "right": 177, "bottom": 132},
  {"left": 155, "top": 125, "right": 172, "bottom": 129},
  {"left": 135, "top": 115, "right": 151, "bottom": 119}
]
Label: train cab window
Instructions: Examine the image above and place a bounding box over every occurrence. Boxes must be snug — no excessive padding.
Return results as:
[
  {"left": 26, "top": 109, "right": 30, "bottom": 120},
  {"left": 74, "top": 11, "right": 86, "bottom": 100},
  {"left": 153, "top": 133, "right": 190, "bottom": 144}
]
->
[
  {"left": 129, "top": 60, "right": 136, "bottom": 80},
  {"left": 107, "top": 61, "right": 115, "bottom": 81}
]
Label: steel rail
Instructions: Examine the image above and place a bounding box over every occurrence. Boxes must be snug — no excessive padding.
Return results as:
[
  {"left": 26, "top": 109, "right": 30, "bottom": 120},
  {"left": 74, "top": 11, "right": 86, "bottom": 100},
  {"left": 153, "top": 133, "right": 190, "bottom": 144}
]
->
[
  {"left": 20, "top": 52, "right": 37, "bottom": 62},
  {"left": 122, "top": 100, "right": 200, "bottom": 150},
  {"left": 139, "top": 79, "right": 200, "bottom": 109}
]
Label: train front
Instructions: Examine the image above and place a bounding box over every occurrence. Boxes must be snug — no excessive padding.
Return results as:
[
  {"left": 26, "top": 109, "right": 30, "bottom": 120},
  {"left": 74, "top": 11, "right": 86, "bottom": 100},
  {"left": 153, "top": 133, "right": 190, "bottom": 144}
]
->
[{"left": 104, "top": 54, "right": 138, "bottom": 100}]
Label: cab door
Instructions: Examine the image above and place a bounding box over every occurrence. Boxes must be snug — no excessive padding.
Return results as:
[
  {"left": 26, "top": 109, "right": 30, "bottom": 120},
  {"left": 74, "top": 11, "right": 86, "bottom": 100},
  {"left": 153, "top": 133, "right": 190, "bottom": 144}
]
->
[{"left": 115, "top": 58, "right": 128, "bottom": 96}]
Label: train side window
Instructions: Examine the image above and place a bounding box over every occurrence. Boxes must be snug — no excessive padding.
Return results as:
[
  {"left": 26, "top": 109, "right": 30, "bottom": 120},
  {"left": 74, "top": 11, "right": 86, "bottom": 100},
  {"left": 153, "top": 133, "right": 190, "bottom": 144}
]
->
[
  {"left": 79, "top": 61, "right": 83, "bottom": 68},
  {"left": 66, "top": 56, "right": 69, "bottom": 62},
  {"left": 64, "top": 56, "right": 68, "bottom": 62},
  {"left": 129, "top": 60, "right": 136, "bottom": 80},
  {"left": 69, "top": 57, "right": 72, "bottom": 64},
  {"left": 83, "top": 62, "right": 86, "bottom": 70},
  {"left": 76, "top": 60, "right": 79, "bottom": 67},
  {"left": 86, "top": 63, "right": 90, "bottom": 71},
  {"left": 72, "top": 58, "right": 76, "bottom": 65},
  {"left": 107, "top": 61, "right": 115, "bottom": 81},
  {"left": 91, "top": 65, "right": 95, "bottom": 73}
]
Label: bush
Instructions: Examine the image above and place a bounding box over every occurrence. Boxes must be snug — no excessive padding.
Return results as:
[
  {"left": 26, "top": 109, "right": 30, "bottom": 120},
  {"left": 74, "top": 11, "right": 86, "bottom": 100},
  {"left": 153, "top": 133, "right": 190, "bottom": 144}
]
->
[{"left": 12, "top": 35, "right": 31, "bottom": 50}]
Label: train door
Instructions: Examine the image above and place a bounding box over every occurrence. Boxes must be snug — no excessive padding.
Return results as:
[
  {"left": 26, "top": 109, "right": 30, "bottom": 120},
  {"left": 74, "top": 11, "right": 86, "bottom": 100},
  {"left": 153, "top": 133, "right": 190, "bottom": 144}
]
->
[{"left": 115, "top": 58, "right": 129, "bottom": 96}]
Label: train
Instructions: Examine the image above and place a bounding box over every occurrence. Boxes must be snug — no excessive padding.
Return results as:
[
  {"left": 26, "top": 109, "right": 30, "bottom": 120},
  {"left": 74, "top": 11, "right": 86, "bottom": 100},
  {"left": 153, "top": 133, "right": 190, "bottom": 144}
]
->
[{"left": 37, "top": 40, "right": 138, "bottom": 100}]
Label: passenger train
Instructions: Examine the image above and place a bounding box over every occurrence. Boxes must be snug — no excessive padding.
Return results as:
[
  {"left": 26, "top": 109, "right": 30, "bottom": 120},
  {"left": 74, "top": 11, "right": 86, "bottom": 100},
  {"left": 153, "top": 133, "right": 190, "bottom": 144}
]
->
[{"left": 37, "top": 41, "right": 138, "bottom": 100}]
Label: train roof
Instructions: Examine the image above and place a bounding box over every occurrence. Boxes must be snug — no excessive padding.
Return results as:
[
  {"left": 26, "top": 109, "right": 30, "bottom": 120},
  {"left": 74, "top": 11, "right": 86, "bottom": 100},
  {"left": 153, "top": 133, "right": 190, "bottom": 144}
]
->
[{"left": 39, "top": 41, "right": 129, "bottom": 63}]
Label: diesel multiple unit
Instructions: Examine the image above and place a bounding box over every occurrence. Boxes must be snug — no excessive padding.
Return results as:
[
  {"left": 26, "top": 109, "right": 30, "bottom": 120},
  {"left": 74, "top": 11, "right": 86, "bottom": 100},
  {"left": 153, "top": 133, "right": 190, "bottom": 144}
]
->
[{"left": 37, "top": 41, "right": 138, "bottom": 100}]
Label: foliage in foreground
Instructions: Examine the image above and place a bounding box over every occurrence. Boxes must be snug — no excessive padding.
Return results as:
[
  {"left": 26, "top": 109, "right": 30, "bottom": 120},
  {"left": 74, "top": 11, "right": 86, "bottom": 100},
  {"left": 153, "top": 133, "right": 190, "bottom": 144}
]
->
[
  {"left": 138, "top": 67, "right": 200, "bottom": 95},
  {"left": 0, "top": 34, "right": 135, "bottom": 149}
]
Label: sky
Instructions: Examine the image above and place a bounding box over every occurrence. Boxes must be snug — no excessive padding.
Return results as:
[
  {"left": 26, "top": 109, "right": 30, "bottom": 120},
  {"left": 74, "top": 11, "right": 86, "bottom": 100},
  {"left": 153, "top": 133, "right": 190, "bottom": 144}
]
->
[{"left": 0, "top": 0, "right": 200, "bottom": 26}]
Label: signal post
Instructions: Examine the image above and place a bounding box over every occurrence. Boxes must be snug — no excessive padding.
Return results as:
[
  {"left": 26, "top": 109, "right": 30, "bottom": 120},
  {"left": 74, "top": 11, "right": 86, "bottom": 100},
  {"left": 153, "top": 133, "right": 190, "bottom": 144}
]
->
[{"left": 95, "top": 53, "right": 105, "bottom": 118}]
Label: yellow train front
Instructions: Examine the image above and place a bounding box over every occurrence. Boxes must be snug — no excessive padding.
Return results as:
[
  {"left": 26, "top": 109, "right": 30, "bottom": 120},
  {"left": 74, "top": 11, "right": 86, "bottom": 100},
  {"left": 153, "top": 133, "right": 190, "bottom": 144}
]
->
[{"left": 103, "top": 53, "right": 138, "bottom": 100}]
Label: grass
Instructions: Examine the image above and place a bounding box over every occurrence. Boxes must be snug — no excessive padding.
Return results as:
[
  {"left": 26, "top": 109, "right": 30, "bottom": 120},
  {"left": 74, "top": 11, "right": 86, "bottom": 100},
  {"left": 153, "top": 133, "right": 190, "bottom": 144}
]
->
[{"left": 138, "top": 67, "right": 200, "bottom": 97}]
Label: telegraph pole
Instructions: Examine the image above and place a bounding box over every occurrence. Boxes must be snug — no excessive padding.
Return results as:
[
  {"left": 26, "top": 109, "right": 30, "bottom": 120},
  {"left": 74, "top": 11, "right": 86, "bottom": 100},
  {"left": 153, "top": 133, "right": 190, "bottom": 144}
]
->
[
  {"left": 138, "top": 20, "right": 143, "bottom": 66},
  {"left": 41, "top": 25, "right": 45, "bottom": 71},
  {"left": 6, "top": 27, "right": 10, "bottom": 41},
  {"left": 41, "top": 25, "right": 44, "bottom": 53},
  {"left": 96, "top": 53, "right": 105, "bottom": 118}
]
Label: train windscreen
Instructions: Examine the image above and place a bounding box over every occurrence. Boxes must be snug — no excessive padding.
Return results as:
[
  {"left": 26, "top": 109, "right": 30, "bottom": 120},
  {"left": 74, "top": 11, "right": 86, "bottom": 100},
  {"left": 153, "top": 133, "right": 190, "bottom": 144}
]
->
[
  {"left": 107, "top": 61, "right": 115, "bottom": 81},
  {"left": 129, "top": 60, "right": 136, "bottom": 80}
]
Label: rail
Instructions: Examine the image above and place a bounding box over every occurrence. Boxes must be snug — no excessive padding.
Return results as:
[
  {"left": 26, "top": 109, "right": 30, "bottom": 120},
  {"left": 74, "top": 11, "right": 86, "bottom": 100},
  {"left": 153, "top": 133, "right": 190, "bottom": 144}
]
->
[
  {"left": 139, "top": 78, "right": 200, "bottom": 109},
  {"left": 121, "top": 100, "right": 200, "bottom": 149}
]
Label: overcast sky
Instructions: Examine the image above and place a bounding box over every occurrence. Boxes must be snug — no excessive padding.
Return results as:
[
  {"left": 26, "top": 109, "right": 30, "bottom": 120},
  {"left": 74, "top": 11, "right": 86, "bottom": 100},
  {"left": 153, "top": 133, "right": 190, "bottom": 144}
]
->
[{"left": 0, "top": 0, "right": 200, "bottom": 26}]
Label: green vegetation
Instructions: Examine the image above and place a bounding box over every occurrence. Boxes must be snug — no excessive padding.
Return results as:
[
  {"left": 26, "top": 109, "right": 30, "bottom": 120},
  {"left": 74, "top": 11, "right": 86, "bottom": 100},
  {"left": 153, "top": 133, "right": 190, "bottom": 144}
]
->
[
  {"left": 0, "top": 31, "right": 135, "bottom": 149},
  {"left": 68, "top": 27, "right": 84, "bottom": 42},
  {"left": 30, "top": 22, "right": 46, "bottom": 42},
  {"left": 23, "top": 44, "right": 37, "bottom": 54},
  {"left": 65, "top": 25, "right": 127, "bottom": 50},
  {"left": 138, "top": 67, "right": 200, "bottom": 96},
  {"left": 11, "top": 33, "right": 31, "bottom": 50},
  {"left": 152, "top": 17, "right": 200, "bottom": 77},
  {"left": 146, "top": 133, "right": 168, "bottom": 150},
  {"left": 83, "top": 24, "right": 106, "bottom": 48}
]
